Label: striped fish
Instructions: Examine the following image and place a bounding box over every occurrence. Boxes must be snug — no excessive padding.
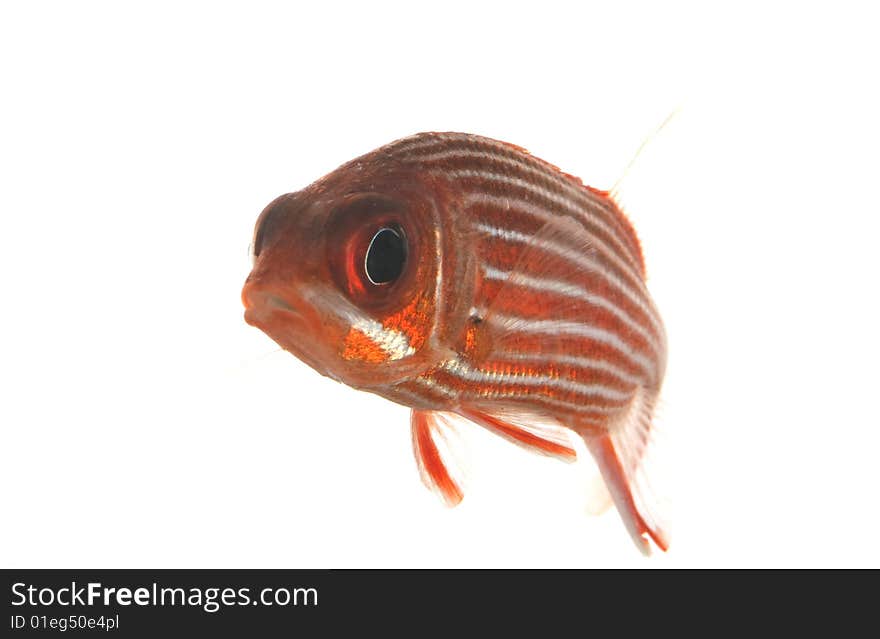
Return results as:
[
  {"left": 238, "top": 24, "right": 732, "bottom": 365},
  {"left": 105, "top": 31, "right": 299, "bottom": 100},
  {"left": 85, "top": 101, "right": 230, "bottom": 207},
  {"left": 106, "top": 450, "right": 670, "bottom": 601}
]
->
[{"left": 242, "top": 132, "right": 669, "bottom": 554}]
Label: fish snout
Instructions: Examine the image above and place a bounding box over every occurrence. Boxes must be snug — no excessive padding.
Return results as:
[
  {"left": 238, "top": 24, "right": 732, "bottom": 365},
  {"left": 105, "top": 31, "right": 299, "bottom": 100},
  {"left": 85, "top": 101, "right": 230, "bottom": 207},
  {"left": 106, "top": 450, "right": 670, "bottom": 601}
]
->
[{"left": 241, "top": 281, "right": 298, "bottom": 327}]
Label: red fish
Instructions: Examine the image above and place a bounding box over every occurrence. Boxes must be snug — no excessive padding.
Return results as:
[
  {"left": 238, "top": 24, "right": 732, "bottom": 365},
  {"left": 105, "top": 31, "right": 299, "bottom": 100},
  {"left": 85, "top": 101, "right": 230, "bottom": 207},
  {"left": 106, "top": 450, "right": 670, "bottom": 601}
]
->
[{"left": 242, "top": 132, "right": 669, "bottom": 554}]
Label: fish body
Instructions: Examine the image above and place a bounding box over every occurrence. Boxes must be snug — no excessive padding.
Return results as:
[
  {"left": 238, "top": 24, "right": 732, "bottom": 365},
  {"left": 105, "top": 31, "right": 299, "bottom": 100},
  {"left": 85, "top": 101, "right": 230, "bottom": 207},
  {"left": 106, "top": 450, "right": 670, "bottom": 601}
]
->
[{"left": 242, "top": 132, "right": 668, "bottom": 553}]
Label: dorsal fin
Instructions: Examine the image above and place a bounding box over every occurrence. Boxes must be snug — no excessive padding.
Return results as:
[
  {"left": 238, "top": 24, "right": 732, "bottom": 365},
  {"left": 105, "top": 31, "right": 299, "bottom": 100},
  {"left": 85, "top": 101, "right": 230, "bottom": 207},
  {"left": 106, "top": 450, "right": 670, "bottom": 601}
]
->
[
  {"left": 608, "top": 107, "right": 682, "bottom": 280},
  {"left": 583, "top": 185, "right": 645, "bottom": 277}
]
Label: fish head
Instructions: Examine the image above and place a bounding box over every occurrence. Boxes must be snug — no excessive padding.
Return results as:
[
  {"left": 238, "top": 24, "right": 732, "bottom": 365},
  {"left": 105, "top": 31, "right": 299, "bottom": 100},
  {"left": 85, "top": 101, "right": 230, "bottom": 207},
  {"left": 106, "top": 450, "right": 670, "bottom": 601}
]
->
[{"left": 242, "top": 161, "right": 470, "bottom": 391}]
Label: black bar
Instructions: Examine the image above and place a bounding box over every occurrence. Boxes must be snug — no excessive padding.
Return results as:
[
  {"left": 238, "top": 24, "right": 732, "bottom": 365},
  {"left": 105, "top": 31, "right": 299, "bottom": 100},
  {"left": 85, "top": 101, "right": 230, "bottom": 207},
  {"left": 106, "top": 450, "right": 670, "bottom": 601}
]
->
[{"left": 1, "top": 569, "right": 871, "bottom": 635}]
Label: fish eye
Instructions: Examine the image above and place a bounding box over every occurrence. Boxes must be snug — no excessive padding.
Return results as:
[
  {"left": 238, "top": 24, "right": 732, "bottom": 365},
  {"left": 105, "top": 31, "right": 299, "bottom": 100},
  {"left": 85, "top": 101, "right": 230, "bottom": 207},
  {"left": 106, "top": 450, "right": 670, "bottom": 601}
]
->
[
  {"left": 364, "top": 227, "right": 406, "bottom": 285},
  {"left": 251, "top": 196, "right": 289, "bottom": 262}
]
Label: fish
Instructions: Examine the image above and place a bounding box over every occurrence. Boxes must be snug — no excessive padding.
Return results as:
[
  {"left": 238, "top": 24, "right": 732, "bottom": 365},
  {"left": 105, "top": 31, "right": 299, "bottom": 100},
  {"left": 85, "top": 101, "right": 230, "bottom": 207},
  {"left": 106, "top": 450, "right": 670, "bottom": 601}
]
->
[{"left": 242, "top": 132, "right": 669, "bottom": 554}]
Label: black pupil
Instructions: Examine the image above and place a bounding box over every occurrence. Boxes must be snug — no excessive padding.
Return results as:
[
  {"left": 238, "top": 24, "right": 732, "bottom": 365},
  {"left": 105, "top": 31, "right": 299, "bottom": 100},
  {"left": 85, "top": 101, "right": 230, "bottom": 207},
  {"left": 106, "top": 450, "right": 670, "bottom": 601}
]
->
[{"left": 365, "top": 227, "right": 406, "bottom": 285}]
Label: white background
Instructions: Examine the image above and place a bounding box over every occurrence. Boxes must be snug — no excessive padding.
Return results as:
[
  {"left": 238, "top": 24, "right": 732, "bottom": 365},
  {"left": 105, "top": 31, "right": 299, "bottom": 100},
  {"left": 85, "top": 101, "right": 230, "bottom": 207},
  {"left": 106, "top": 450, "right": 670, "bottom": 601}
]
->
[{"left": 2, "top": 2, "right": 878, "bottom": 568}]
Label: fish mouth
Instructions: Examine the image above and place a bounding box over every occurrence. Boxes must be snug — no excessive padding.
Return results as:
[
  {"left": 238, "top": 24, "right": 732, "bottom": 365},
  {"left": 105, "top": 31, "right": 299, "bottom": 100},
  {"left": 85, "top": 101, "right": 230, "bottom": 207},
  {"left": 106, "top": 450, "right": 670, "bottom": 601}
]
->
[
  {"left": 241, "top": 283, "right": 330, "bottom": 374},
  {"left": 242, "top": 283, "right": 300, "bottom": 326},
  {"left": 243, "top": 302, "right": 302, "bottom": 335}
]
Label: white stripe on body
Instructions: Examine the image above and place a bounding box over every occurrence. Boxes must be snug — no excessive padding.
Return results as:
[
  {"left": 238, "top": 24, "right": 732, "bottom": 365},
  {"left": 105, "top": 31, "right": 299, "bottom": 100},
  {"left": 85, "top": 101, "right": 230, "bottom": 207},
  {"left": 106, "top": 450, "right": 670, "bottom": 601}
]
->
[
  {"left": 404, "top": 145, "right": 641, "bottom": 264},
  {"left": 486, "top": 313, "right": 656, "bottom": 377},
  {"left": 407, "top": 375, "right": 614, "bottom": 425},
  {"left": 436, "top": 169, "right": 639, "bottom": 275},
  {"left": 480, "top": 263, "right": 663, "bottom": 356},
  {"left": 439, "top": 358, "right": 632, "bottom": 403},
  {"left": 473, "top": 220, "right": 663, "bottom": 336},
  {"left": 500, "top": 351, "right": 644, "bottom": 387}
]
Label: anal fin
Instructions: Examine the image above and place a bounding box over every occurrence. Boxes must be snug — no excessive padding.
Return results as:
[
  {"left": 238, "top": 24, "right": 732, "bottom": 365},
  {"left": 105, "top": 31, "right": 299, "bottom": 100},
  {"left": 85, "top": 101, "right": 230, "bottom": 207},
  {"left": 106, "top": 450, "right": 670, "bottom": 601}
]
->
[{"left": 581, "top": 386, "right": 670, "bottom": 555}]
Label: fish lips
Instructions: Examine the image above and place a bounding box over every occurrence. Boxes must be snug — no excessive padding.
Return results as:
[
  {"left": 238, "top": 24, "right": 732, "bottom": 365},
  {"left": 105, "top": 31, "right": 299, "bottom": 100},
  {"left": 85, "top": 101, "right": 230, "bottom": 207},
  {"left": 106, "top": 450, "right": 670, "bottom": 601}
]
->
[{"left": 241, "top": 283, "right": 335, "bottom": 378}]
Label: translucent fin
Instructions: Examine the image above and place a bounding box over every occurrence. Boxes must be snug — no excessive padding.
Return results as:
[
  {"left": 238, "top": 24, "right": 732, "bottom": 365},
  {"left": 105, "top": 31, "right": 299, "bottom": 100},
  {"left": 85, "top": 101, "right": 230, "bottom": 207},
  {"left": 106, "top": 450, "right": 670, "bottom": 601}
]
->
[
  {"left": 580, "top": 386, "right": 670, "bottom": 554},
  {"left": 411, "top": 410, "right": 464, "bottom": 507},
  {"left": 609, "top": 107, "right": 682, "bottom": 281},
  {"left": 584, "top": 472, "right": 613, "bottom": 516},
  {"left": 457, "top": 407, "right": 577, "bottom": 462},
  {"left": 610, "top": 107, "right": 681, "bottom": 201}
]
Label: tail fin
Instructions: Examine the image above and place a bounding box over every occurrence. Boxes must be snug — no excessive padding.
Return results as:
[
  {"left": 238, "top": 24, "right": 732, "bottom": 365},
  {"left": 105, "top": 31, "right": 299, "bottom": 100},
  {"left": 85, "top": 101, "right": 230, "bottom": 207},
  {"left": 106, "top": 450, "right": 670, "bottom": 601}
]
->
[{"left": 582, "top": 386, "right": 670, "bottom": 555}]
